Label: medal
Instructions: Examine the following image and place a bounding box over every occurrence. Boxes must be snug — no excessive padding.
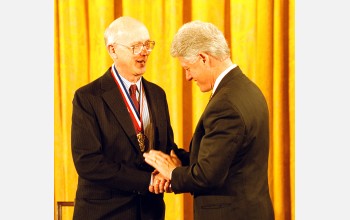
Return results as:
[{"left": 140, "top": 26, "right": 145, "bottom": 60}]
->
[{"left": 137, "top": 132, "right": 148, "bottom": 152}]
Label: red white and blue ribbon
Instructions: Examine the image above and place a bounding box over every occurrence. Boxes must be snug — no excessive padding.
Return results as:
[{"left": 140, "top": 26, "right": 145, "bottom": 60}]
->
[{"left": 111, "top": 64, "right": 143, "bottom": 132}]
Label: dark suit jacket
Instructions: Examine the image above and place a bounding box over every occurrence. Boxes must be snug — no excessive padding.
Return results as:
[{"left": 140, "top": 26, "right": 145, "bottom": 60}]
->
[
  {"left": 172, "top": 67, "right": 275, "bottom": 220},
  {"left": 71, "top": 68, "right": 178, "bottom": 220}
]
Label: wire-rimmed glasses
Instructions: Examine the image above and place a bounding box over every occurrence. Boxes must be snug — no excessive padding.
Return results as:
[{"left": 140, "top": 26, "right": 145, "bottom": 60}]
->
[{"left": 115, "top": 40, "right": 155, "bottom": 54}]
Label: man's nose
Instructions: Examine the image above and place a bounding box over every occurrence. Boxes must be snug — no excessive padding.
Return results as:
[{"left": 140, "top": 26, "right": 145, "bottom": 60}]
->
[
  {"left": 185, "top": 71, "right": 192, "bottom": 81},
  {"left": 140, "top": 45, "right": 149, "bottom": 55}
]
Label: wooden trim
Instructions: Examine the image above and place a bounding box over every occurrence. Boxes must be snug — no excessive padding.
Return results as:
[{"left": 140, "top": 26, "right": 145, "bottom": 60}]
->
[{"left": 57, "top": 201, "right": 74, "bottom": 220}]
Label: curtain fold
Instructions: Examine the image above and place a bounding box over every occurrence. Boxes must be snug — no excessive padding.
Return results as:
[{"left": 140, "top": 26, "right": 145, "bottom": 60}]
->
[{"left": 54, "top": 1, "right": 294, "bottom": 219}]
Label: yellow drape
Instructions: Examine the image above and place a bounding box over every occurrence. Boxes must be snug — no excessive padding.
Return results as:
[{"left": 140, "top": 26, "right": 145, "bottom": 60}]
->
[{"left": 54, "top": 0, "right": 294, "bottom": 219}]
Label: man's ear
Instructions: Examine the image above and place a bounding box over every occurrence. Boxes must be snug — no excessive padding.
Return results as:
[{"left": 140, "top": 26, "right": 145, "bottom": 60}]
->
[
  {"left": 107, "top": 44, "right": 118, "bottom": 59},
  {"left": 199, "top": 53, "right": 208, "bottom": 63}
]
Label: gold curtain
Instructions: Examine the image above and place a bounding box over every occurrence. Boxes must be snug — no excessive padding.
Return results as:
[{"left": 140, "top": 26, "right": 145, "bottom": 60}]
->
[{"left": 54, "top": 0, "right": 294, "bottom": 220}]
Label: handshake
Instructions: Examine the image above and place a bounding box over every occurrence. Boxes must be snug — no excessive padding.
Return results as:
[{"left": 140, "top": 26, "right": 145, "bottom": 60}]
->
[{"left": 143, "top": 149, "right": 181, "bottom": 194}]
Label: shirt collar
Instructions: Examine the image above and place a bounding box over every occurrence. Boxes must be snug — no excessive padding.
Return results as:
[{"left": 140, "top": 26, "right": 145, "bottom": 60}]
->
[
  {"left": 212, "top": 64, "right": 237, "bottom": 95},
  {"left": 118, "top": 73, "right": 142, "bottom": 91}
]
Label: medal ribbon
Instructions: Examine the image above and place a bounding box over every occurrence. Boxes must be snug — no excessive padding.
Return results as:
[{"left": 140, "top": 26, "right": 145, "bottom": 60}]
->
[{"left": 111, "top": 65, "right": 143, "bottom": 132}]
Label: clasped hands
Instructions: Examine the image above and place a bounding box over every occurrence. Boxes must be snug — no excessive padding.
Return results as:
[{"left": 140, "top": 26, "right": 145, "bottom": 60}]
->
[{"left": 144, "top": 149, "right": 181, "bottom": 194}]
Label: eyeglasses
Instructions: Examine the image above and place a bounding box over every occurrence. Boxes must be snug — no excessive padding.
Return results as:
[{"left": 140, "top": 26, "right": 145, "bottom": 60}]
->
[{"left": 115, "top": 40, "right": 155, "bottom": 54}]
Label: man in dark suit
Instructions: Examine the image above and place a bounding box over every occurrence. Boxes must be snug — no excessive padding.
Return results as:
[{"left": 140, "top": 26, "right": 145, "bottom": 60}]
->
[
  {"left": 71, "top": 16, "right": 184, "bottom": 220},
  {"left": 144, "top": 20, "right": 275, "bottom": 220}
]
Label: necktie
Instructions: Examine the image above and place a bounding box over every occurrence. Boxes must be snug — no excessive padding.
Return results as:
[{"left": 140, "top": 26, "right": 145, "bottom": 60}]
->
[{"left": 129, "top": 84, "right": 139, "bottom": 113}]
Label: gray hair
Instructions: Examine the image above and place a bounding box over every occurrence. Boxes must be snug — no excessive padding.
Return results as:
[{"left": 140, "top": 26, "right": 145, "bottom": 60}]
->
[
  {"left": 170, "top": 20, "right": 230, "bottom": 63},
  {"left": 103, "top": 16, "right": 145, "bottom": 47}
]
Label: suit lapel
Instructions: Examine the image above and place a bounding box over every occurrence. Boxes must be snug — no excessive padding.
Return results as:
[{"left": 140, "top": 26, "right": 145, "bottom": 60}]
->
[
  {"left": 142, "top": 79, "right": 156, "bottom": 123},
  {"left": 190, "top": 66, "right": 243, "bottom": 158},
  {"left": 100, "top": 70, "right": 141, "bottom": 152},
  {"left": 141, "top": 78, "right": 157, "bottom": 149}
]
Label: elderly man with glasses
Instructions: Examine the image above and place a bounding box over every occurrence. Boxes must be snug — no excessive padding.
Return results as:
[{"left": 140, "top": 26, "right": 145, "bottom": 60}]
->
[{"left": 71, "top": 16, "right": 186, "bottom": 220}]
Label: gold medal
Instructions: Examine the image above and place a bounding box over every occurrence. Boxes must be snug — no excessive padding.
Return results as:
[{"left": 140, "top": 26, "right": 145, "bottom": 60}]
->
[{"left": 137, "top": 132, "right": 148, "bottom": 152}]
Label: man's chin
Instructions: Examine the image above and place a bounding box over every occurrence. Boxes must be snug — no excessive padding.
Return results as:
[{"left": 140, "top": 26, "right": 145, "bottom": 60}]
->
[
  {"left": 135, "top": 71, "right": 145, "bottom": 77},
  {"left": 135, "top": 67, "right": 146, "bottom": 75}
]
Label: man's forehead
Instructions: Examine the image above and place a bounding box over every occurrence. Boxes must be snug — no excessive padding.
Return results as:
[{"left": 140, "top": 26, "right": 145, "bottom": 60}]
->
[{"left": 118, "top": 28, "right": 150, "bottom": 44}]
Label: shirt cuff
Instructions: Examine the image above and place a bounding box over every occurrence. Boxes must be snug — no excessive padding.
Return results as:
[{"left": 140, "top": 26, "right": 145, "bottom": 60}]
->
[
  {"left": 169, "top": 169, "right": 174, "bottom": 180},
  {"left": 150, "top": 173, "right": 154, "bottom": 186}
]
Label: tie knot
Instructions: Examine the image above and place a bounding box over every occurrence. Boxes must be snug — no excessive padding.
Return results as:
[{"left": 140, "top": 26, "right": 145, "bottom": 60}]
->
[{"left": 129, "top": 84, "right": 137, "bottom": 94}]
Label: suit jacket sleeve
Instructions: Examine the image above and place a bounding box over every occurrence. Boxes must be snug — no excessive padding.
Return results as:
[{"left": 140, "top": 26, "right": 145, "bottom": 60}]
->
[{"left": 171, "top": 97, "right": 245, "bottom": 193}]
